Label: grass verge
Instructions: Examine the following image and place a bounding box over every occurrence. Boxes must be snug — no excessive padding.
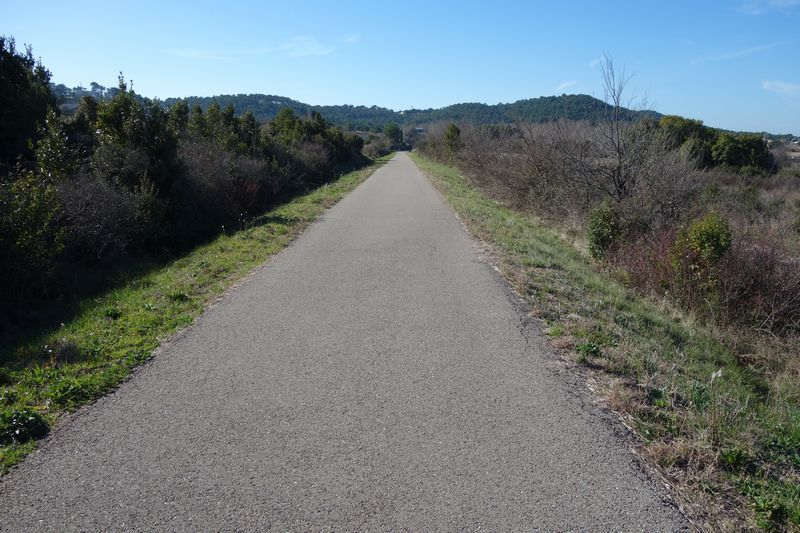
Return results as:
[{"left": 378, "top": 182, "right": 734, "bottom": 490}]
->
[
  {"left": 0, "top": 155, "right": 391, "bottom": 473},
  {"left": 410, "top": 152, "right": 800, "bottom": 532}
]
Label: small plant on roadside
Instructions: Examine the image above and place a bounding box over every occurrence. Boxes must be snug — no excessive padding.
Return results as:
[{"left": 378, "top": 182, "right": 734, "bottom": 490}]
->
[
  {"left": 103, "top": 306, "right": 122, "bottom": 320},
  {"left": 168, "top": 291, "right": 189, "bottom": 303},
  {"left": 44, "top": 340, "right": 82, "bottom": 366},
  {"left": 0, "top": 409, "right": 49, "bottom": 445},
  {"left": 576, "top": 341, "right": 602, "bottom": 362},
  {"left": 0, "top": 388, "right": 17, "bottom": 406},
  {"left": 753, "top": 494, "right": 789, "bottom": 531},
  {"left": 719, "top": 446, "right": 753, "bottom": 473}
]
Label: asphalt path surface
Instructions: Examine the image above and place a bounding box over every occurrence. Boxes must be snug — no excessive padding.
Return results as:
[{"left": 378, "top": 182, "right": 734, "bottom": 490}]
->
[{"left": 0, "top": 153, "right": 686, "bottom": 531}]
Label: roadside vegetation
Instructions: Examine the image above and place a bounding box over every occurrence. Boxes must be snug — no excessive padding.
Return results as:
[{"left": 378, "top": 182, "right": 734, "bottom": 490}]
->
[
  {"left": 0, "top": 154, "right": 390, "bottom": 472},
  {"left": 0, "top": 35, "right": 387, "bottom": 471},
  {"left": 412, "top": 59, "right": 799, "bottom": 531},
  {"left": 1, "top": 35, "right": 368, "bottom": 337}
]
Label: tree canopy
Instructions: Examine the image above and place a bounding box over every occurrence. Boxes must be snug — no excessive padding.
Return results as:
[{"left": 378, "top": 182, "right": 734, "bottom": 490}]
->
[{"left": 0, "top": 36, "right": 56, "bottom": 175}]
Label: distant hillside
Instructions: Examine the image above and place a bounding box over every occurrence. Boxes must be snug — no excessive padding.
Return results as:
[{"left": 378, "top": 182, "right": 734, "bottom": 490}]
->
[
  {"left": 161, "top": 93, "right": 661, "bottom": 131},
  {"left": 53, "top": 82, "right": 795, "bottom": 138}
]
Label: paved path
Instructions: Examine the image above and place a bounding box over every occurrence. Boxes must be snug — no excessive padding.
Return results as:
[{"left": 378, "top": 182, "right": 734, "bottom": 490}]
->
[{"left": 0, "top": 153, "right": 686, "bottom": 531}]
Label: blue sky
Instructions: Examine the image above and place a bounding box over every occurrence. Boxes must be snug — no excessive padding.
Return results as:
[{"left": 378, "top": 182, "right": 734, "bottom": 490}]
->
[{"left": 3, "top": 0, "right": 799, "bottom": 134}]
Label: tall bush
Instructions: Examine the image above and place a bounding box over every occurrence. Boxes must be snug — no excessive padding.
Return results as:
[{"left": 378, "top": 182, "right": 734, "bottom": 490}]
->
[
  {"left": 0, "top": 171, "right": 64, "bottom": 301},
  {"left": 587, "top": 204, "right": 620, "bottom": 259}
]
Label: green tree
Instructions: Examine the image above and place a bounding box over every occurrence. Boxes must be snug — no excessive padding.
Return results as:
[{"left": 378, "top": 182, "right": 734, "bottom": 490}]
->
[
  {"left": 0, "top": 170, "right": 64, "bottom": 298},
  {"left": 167, "top": 100, "right": 189, "bottom": 136},
  {"left": 711, "top": 133, "right": 772, "bottom": 171},
  {"left": 188, "top": 105, "right": 207, "bottom": 137},
  {"left": 0, "top": 36, "right": 56, "bottom": 175},
  {"left": 35, "top": 109, "right": 79, "bottom": 181},
  {"left": 270, "top": 108, "right": 300, "bottom": 143},
  {"left": 239, "top": 111, "right": 259, "bottom": 155},
  {"left": 383, "top": 122, "right": 403, "bottom": 145},
  {"left": 658, "top": 115, "right": 710, "bottom": 149},
  {"left": 93, "top": 77, "right": 178, "bottom": 195},
  {"left": 75, "top": 96, "right": 99, "bottom": 125},
  {"left": 443, "top": 123, "right": 461, "bottom": 156}
]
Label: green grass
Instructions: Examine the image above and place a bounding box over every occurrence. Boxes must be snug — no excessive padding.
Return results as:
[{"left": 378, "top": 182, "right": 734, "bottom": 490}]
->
[
  {"left": 0, "top": 155, "right": 391, "bottom": 473},
  {"left": 411, "top": 152, "right": 800, "bottom": 531}
]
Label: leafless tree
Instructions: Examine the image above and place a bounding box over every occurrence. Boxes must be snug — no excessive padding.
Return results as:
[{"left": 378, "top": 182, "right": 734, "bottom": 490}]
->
[{"left": 598, "top": 55, "right": 636, "bottom": 200}]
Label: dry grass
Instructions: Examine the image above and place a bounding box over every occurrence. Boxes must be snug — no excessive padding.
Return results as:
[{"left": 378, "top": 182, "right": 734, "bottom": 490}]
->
[{"left": 412, "top": 152, "right": 800, "bottom": 531}]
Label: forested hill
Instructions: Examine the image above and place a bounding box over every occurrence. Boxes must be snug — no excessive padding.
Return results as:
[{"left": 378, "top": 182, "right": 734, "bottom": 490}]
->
[
  {"left": 159, "top": 93, "right": 662, "bottom": 130},
  {"left": 53, "top": 83, "right": 659, "bottom": 130}
]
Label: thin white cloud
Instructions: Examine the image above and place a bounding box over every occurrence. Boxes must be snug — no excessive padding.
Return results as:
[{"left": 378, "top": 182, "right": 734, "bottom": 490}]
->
[
  {"left": 163, "top": 48, "right": 235, "bottom": 61},
  {"left": 276, "top": 36, "right": 334, "bottom": 57},
  {"left": 164, "top": 36, "right": 335, "bottom": 60},
  {"left": 589, "top": 57, "right": 603, "bottom": 68},
  {"left": 738, "top": 0, "right": 800, "bottom": 14},
  {"left": 762, "top": 80, "right": 800, "bottom": 95},
  {"left": 555, "top": 80, "right": 577, "bottom": 92},
  {"left": 691, "top": 41, "right": 785, "bottom": 63},
  {"left": 343, "top": 33, "right": 361, "bottom": 44}
]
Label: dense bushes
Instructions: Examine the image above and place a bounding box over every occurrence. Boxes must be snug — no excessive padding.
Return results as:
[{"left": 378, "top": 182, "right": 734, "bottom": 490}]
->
[
  {"left": 0, "top": 42, "right": 368, "bottom": 331},
  {"left": 0, "top": 172, "right": 65, "bottom": 300},
  {"left": 418, "top": 117, "right": 798, "bottom": 337},
  {"left": 660, "top": 115, "right": 774, "bottom": 173}
]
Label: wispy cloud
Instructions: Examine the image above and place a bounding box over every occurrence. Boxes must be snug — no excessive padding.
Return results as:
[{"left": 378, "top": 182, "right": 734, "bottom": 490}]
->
[
  {"left": 163, "top": 48, "right": 235, "bottom": 61},
  {"left": 738, "top": 0, "right": 800, "bottom": 14},
  {"left": 691, "top": 41, "right": 785, "bottom": 63},
  {"left": 343, "top": 33, "right": 361, "bottom": 44},
  {"left": 274, "top": 36, "right": 334, "bottom": 57},
  {"left": 164, "top": 36, "right": 335, "bottom": 61},
  {"left": 555, "top": 80, "right": 577, "bottom": 92},
  {"left": 589, "top": 57, "right": 603, "bottom": 68},
  {"left": 762, "top": 80, "right": 800, "bottom": 95}
]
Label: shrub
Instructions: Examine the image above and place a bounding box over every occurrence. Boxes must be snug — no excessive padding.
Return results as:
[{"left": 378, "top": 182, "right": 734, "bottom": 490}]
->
[
  {"left": 679, "top": 135, "right": 713, "bottom": 169},
  {"left": 91, "top": 144, "right": 151, "bottom": 191},
  {"left": 177, "top": 140, "right": 277, "bottom": 237},
  {"left": 131, "top": 176, "right": 169, "bottom": 251},
  {"left": 609, "top": 229, "right": 675, "bottom": 293},
  {"left": 670, "top": 212, "right": 732, "bottom": 316},
  {"left": 45, "top": 340, "right": 82, "bottom": 366},
  {"left": 711, "top": 133, "right": 772, "bottom": 173},
  {"left": 675, "top": 212, "right": 732, "bottom": 264},
  {"left": 57, "top": 174, "right": 136, "bottom": 261},
  {"left": 577, "top": 341, "right": 602, "bottom": 359},
  {"left": 0, "top": 408, "right": 49, "bottom": 445},
  {"left": 363, "top": 137, "right": 391, "bottom": 159},
  {"left": 0, "top": 171, "right": 64, "bottom": 301},
  {"left": 587, "top": 203, "right": 620, "bottom": 259},
  {"left": 443, "top": 123, "right": 462, "bottom": 157},
  {"left": 716, "top": 240, "right": 800, "bottom": 334}
]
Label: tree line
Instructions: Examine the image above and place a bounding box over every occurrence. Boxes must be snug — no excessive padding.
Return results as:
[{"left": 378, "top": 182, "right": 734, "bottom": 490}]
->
[
  {"left": 158, "top": 93, "right": 660, "bottom": 131},
  {"left": 0, "top": 36, "right": 367, "bottom": 332}
]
